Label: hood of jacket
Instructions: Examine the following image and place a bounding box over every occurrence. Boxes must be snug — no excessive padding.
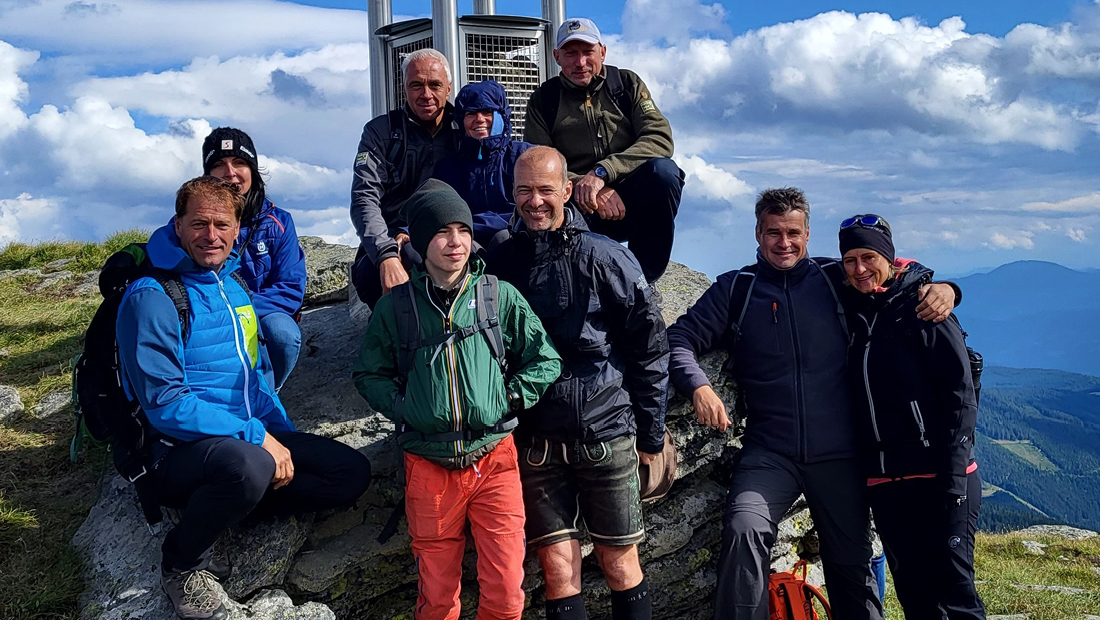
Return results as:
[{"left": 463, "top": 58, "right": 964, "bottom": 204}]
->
[
  {"left": 454, "top": 81, "right": 513, "bottom": 159},
  {"left": 146, "top": 222, "right": 242, "bottom": 278}
]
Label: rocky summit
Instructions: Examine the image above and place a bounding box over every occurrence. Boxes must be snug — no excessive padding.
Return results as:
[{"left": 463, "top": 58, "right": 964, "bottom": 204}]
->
[{"left": 72, "top": 239, "right": 824, "bottom": 620}]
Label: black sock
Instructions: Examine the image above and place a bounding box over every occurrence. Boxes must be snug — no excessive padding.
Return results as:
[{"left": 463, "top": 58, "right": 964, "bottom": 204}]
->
[
  {"left": 611, "top": 577, "right": 651, "bottom": 620},
  {"left": 546, "top": 593, "right": 588, "bottom": 620}
]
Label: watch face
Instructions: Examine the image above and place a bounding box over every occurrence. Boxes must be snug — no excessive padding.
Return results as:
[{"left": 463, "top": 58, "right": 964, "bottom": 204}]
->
[{"left": 595, "top": 166, "right": 607, "bottom": 178}]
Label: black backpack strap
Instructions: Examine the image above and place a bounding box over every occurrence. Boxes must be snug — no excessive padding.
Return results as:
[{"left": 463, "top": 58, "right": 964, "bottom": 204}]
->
[
  {"left": 229, "top": 270, "right": 253, "bottom": 299},
  {"left": 397, "top": 416, "right": 520, "bottom": 447},
  {"left": 477, "top": 275, "right": 507, "bottom": 373},
  {"left": 386, "top": 109, "right": 407, "bottom": 167},
  {"left": 151, "top": 272, "right": 192, "bottom": 342},
  {"left": 726, "top": 267, "right": 758, "bottom": 348},
  {"left": 808, "top": 258, "right": 848, "bottom": 341},
  {"left": 391, "top": 281, "right": 420, "bottom": 422},
  {"left": 538, "top": 76, "right": 563, "bottom": 134},
  {"left": 603, "top": 65, "right": 635, "bottom": 120}
]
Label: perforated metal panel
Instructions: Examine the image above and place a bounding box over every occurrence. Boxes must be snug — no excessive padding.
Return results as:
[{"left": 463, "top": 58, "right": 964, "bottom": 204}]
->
[
  {"left": 391, "top": 35, "right": 435, "bottom": 111},
  {"left": 460, "top": 26, "right": 547, "bottom": 139}
]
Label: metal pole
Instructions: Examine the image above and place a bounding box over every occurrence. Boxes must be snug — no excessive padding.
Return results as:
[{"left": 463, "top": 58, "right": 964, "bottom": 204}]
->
[
  {"left": 367, "top": 0, "right": 392, "bottom": 117},
  {"left": 431, "top": 0, "right": 461, "bottom": 91},
  {"left": 473, "top": 0, "right": 496, "bottom": 15},
  {"left": 542, "top": 0, "right": 566, "bottom": 39}
]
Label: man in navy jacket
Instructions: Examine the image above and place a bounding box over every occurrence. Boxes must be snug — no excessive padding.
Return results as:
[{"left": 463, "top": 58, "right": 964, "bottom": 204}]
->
[
  {"left": 666, "top": 188, "right": 956, "bottom": 620},
  {"left": 118, "top": 176, "right": 369, "bottom": 620},
  {"left": 201, "top": 127, "right": 307, "bottom": 391},
  {"left": 433, "top": 80, "right": 532, "bottom": 249}
]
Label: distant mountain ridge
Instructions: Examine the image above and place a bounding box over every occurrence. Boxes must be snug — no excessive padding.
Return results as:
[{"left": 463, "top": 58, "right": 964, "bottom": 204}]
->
[
  {"left": 975, "top": 366, "right": 1100, "bottom": 532},
  {"left": 953, "top": 260, "right": 1100, "bottom": 377}
]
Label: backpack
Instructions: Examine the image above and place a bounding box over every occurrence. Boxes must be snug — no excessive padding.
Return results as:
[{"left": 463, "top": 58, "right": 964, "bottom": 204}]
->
[
  {"left": 70, "top": 243, "right": 250, "bottom": 525},
  {"left": 769, "top": 560, "right": 833, "bottom": 620},
  {"left": 537, "top": 65, "right": 636, "bottom": 133},
  {"left": 945, "top": 313, "right": 984, "bottom": 406}
]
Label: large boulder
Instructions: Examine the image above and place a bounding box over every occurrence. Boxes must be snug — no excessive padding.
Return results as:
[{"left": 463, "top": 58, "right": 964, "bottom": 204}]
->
[
  {"left": 73, "top": 262, "right": 824, "bottom": 619},
  {"left": 300, "top": 236, "right": 357, "bottom": 307}
]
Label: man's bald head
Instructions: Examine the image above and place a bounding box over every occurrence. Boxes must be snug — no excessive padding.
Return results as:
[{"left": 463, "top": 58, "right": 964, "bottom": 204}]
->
[{"left": 514, "top": 146, "right": 573, "bottom": 232}]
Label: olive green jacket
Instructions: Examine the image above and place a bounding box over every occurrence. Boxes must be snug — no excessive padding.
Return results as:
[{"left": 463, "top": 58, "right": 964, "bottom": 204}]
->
[
  {"left": 353, "top": 255, "right": 562, "bottom": 461},
  {"left": 524, "top": 66, "right": 674, "bottom": 184}
]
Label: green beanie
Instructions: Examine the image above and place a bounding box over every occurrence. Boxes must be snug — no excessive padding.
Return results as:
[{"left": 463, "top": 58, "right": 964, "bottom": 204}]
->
[{"left": 406, "top": 179, "right": 475, "bottom": 258}]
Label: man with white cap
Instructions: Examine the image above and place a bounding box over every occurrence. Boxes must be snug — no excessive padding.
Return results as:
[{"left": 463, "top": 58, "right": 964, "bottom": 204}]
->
[{"left": 525, "top": 18, "right": 684, "bottom": 284}]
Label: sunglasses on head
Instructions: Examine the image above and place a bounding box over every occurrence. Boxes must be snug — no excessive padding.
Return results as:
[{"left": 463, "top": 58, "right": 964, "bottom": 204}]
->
[{"left": 840, "top": 214, "right": 891, "bottom": 232}]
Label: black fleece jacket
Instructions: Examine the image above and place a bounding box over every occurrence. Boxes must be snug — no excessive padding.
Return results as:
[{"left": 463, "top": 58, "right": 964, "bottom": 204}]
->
[
  {"left": 843, "top": 264, "right": 978, "bottom": 496},
  {"left": 668, "top": 254, "right": 857, "bottom": 463},
  {"left": 486, "top": 207, "right": 669, "bottom": 453}
]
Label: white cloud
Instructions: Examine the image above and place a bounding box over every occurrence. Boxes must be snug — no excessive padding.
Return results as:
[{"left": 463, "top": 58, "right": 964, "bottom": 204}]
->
[
  {"left": 986, "top": 230, "right": 1036, "bottom": 250},
  {"left": 0, "top": 0, "right": 369, "bottom": 65},
  {"left": 0, "top": 41, "right": 36, "bottom": 139},
  {"left": 622, "top": 0, "right": 728, "bottom": 44},
  {"left": 0, "top": 193, "right": 65, "bottom": 244},
  {"left": 614, "top": 9, "right": 1098, "bottom": 150},
  {"left": 1068, "top": 227, "right": 1088, "bottom": 242},
  {"left": 1022, "top": 192, "right": 1100, "bottom": 213},
  {"left": 674, "top": 154, "right": 753, "bottom": 205}
]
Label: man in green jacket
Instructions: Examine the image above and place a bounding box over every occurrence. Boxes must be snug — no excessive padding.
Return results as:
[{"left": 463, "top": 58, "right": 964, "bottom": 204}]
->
[
  {"left": 524, "top": 17, "right": 684, "bottom": 283},
  {"left": 353, "top": 179, "right": 562, "bottom": 620}
]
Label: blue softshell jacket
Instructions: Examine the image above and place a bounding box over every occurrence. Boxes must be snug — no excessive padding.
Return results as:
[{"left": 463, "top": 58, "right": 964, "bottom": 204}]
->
[
  {"left": 117, "top": 223, "right": 295, "bottom": 445},
  {"left": 235, "top": 198, "right": 307, "bottom": 318},
  {"left": 432, "top": 80, "right": 533, "bottom": 248}
]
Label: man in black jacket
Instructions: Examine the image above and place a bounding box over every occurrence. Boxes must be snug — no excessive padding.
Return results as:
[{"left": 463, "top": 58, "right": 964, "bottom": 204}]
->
[
  {"left": 666, "top": 188, "right": 957, "bottom": 620},
  {"left": 487, "top": 146, "right": 669, "bottom": 620},
  {"left": 349, "top": 48, "right": 460, "bottom": 307}
]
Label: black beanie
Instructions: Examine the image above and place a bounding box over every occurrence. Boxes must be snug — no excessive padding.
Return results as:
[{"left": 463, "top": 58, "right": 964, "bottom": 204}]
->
[
  {"left": 201, "top": 127, "right": 265, "bottom": 223},
  {"left": 406, "top": 179, "right": 474, "bottom": 258},
  {"left": 838, "top": 214, "right": 895, "bottom": 264}
]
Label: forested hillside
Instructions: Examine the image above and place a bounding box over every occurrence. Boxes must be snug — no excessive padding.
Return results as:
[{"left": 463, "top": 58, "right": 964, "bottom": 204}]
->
[{"left": 974, "top": 367, "right": 1100, "bottom": 531}]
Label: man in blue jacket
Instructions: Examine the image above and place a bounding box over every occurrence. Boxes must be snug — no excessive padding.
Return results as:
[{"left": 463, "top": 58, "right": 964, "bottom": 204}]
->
[
  {"left": 117, "top": 176, "right": 371, "bottom": 620},
  {"left": 201, "top": 127, "right": 307, "bottom": 391},
  {"left": 433, "top": 80, "right": 532, "bottom": 249},
  {"left": 666, "top": 188, "right": 957, "bottom": 620}
]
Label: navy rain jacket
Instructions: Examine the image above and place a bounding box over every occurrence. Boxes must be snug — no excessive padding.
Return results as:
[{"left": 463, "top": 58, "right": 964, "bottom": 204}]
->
[{"left": 433, "top": 80, "right": 533, "bottom": 248}]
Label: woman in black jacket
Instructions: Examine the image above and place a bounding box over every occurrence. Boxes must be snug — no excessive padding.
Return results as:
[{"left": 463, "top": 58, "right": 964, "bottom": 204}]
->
[{"left": 838, "top": 214, "right": 986, "bottom": 620}]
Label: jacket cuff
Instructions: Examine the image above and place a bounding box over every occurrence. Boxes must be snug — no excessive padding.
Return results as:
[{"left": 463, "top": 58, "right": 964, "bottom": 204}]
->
[
  {"left": 637, "top": 436, "right": 664, "bottom": 455},
  {"left": 596, "top": 159, "right": 617, "bottom": 184}
]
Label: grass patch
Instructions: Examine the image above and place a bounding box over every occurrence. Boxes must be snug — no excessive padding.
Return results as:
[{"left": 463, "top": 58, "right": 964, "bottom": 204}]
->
[
  {"left": 0, "top": 230, "right": 149, "bottom": 274},
  {"left": 0, "top": 244, "right": 128, "bottom": 620},
  {"left": 882, "top": 532, "right": 1100, "bottom": 619},
  {"left": 992, "top": 439, "right": 1060, "bottom": 472}
]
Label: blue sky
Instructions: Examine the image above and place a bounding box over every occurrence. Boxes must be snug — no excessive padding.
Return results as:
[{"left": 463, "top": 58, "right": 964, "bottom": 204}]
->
[{"left": 1, "top": 0, "right": 1100, "bottom": 278}]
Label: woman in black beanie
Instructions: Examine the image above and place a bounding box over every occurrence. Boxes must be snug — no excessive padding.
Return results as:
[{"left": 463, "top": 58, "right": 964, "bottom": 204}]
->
[
  {"left": 201, "top": 127, "right": 307, "bottom": 391},
  {"left": 838, "top": 214, "right": 986, "bottom": 619}
]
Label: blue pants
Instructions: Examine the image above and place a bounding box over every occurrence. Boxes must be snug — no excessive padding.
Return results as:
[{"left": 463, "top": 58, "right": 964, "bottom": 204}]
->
[{"left": 260, "top": 312, "right": 301, "bottom": 391}]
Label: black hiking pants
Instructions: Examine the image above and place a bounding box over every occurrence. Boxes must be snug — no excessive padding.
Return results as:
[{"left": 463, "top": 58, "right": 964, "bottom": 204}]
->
[
  {"left": 586, "top": 157, "right": 684, "bottom": 283},
  {"left": 714, "top": 446, "right": 884, "bottom": 620},
  {"left": 869, "top": 469, "right": 986, "bottom": 620},
  {"left": 153, "top": 430, "right": 371, "bottom": 572}
]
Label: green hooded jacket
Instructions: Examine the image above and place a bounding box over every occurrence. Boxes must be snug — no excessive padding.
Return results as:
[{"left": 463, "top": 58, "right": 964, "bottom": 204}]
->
[{"left": 353, "top": 255, "right": 562, "bottom": 462}]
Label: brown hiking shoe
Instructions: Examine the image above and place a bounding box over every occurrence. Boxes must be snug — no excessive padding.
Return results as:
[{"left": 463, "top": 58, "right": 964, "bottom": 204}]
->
[{"left": 161, "top": 568, "right": 227, "bottom": 620}]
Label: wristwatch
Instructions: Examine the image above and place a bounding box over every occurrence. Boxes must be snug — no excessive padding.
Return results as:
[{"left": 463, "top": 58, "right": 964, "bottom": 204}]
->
[{"left": 593, "top": 165, "right": 608, "bottom": 180}]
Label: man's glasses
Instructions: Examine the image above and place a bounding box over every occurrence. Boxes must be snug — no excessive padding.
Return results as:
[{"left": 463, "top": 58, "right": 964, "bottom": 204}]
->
[{"left": 840, "top": 214, "right": 892, "bottom": 232}]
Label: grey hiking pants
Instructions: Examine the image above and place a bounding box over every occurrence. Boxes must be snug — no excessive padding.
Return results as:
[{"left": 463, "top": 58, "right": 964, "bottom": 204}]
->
[{"left": 714, "top": 446, "right": 884, "bottom": 620}]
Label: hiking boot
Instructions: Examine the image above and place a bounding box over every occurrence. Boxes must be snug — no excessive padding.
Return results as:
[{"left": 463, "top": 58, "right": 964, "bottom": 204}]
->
[{"left": 161, "top": 568, "right": 227, "bottom": 620}]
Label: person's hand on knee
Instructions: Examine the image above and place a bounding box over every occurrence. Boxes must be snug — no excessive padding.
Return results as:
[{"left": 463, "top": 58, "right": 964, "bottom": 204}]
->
[
  {"left": 261, "top": 433, "right": 295, "bottom": 489},
  {"left": 595, "top": 187, "right": 626, "bottom": 220}
]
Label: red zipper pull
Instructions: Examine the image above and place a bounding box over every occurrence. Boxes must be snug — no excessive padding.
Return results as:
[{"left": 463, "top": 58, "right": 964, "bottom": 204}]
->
[{"left": 772, "top": 302, "right": 778, "bottom": 324}]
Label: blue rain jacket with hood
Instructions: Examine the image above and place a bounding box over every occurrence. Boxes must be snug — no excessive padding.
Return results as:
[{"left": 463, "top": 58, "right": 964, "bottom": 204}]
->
[
  {"left": 117, "top": 223, "right": 294, "bottom": 445},
  {"left": 432, "top": 80, "right": 533, "bottom": 248}
]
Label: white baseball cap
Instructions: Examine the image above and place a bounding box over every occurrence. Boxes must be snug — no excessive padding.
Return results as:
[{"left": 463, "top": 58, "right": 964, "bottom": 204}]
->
[{"left": 555, "top": 18, "right": 602, "bottom": 49}]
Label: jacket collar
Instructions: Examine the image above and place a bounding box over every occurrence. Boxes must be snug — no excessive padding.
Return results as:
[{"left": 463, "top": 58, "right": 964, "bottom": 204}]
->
[
  {"left": 754, "top": 250, "right": 814, "bottom": 285},
  {"left": 403, "top": 102, "right": 458, "bottom": 138},
  {"left": 559, "top": 67, "right": 608, "bottom": 96}
]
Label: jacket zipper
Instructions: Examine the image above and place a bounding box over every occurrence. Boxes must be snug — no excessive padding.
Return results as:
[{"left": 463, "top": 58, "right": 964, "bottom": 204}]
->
[
  {"left": 783, "top": 274, "right": 807, "bottom": 462},
  {"left": 859, "top": 313, "right": 883, "bottom": 473},
  {"left": 216, "top": 276, "right": 252, "bottom": 421},
  {"left": 426, "top": 275, "right": 472, "bottom": 456},
  {"left": 910, "top": 401, "right": 930, "bottom": 447},
  {"left": 585, "top": 94, "right": 603, "bottom": 161}
]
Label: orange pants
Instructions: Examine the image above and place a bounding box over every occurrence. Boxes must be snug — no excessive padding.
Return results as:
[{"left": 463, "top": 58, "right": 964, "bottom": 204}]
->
[{"left": 404, "top": 435, "right": 527, "bottom": 620}]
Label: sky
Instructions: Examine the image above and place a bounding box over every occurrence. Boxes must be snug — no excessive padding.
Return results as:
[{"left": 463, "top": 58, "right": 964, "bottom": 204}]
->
[{"left": 1, "top": 1, "right": 1099, "bottom": 278}]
